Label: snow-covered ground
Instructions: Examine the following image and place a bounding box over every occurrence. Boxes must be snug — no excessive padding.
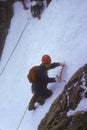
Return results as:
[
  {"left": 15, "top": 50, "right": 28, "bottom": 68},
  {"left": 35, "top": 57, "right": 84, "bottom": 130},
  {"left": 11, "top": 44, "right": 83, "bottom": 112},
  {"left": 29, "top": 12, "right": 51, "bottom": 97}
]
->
[{"left": 0, "top": 0, "right": 87, "bottom": 130}]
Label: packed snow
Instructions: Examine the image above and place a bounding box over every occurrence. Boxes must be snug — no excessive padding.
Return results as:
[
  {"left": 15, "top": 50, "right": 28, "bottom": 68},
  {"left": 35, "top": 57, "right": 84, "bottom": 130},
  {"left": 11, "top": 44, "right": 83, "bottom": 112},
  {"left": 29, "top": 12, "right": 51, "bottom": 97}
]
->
[{"left": 0, "top": 0, "right": 87, "bottom": 130}]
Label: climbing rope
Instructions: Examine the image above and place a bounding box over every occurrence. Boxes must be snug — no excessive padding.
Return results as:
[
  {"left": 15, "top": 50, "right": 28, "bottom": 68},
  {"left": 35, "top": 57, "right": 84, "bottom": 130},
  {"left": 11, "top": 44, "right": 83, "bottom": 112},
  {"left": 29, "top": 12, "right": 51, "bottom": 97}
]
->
[
  {"left": 16, "top": 105, "right": 28, "bottom": 130},
  {"left": 0, "top": 13, "right": 32, "bottom": 130},
  {"left": 0, "top": 16, "right": 32, "bottom": 77}
]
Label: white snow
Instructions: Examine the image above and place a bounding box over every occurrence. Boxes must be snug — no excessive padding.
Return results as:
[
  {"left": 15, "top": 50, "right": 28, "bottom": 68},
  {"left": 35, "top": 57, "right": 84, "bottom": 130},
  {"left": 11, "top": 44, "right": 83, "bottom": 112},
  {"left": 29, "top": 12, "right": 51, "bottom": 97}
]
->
[{"left": 0, "top": 0, "right": 87, "bottom": 130}]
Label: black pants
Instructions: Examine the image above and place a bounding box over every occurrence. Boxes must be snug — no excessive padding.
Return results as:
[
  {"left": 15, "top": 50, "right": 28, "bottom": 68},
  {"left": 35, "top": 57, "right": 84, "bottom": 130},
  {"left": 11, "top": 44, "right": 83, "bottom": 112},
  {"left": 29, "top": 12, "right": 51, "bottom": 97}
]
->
[
  {"left": 41, "top": 89, "right": 53, "bottom": 99},
  {"left": 28, "top": 89, "right": 52, "bottom": 110}
]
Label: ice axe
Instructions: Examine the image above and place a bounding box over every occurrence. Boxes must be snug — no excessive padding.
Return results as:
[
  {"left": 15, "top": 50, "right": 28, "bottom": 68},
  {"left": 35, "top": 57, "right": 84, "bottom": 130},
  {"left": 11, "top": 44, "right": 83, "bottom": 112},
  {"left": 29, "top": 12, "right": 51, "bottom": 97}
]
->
[{"left": 58, "top": 65, "right": 66, "bottom": 83}]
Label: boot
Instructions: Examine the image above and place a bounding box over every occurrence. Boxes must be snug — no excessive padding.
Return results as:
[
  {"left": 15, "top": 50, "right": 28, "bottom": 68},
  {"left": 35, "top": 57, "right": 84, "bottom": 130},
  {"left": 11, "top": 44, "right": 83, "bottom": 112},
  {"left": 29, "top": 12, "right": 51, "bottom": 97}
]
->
[
  {"left": 28, "top": 94, "right": 37, "bottom": 111},
  {"left": 37, "top": 15, "right": 41, "bottom": 19},
  {"left": 28, "top": 104, "right": 36, "bottom": 111},
  {"left": 36, "top": 95, "right": 45, "bottom": 105}
]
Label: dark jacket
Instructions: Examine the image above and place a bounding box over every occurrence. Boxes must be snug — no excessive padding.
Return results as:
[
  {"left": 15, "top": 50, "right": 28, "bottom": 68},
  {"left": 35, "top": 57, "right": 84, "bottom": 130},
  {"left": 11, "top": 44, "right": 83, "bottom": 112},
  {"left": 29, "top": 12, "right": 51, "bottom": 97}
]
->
[{"left": 32, "top": 62, "right": 60, "bottom": 94}]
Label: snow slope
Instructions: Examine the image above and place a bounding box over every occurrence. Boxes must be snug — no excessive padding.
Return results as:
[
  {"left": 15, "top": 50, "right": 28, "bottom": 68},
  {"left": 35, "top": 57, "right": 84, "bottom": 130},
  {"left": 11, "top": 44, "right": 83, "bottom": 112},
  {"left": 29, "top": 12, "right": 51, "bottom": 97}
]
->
[{"left": 0, "top": 0, "right": 87, "bottom": 130}]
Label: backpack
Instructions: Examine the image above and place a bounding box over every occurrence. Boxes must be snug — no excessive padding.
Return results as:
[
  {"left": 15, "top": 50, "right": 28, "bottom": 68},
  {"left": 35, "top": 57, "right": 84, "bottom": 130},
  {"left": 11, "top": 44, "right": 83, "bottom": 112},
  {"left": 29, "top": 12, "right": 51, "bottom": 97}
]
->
[{"left": 27, "top": 66, "right": 39, "bottom": 83}]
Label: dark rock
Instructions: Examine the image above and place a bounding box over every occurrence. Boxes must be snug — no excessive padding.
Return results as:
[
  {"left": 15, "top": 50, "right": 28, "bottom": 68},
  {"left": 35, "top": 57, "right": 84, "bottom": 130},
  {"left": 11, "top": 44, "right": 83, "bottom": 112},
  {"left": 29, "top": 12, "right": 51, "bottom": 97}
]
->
[
  {"left": 0, "top": 0, "right": 14, "bottom": 60},
  {"left": 69, "top": 86, "right": 84, "bottom": 110},
  {"left": 85, "top": 91, "right": 87, "bottom": 98},
  {"left": 67, "top": 112, "right": 87, "bottom": 130},
  {"left": 38, "top": 64, "right": 87, "bottom": 130}
]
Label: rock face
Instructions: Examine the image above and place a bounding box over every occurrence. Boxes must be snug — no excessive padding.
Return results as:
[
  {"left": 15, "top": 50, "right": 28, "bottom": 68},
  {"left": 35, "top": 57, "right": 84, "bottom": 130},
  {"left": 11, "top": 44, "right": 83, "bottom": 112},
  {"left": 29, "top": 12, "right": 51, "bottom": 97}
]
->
[
  {"left": 38, "top": 64, "right": 87, "bottom": 130},
  {"left": 0, "top": 0, "right": 14, "bottom": 59}
]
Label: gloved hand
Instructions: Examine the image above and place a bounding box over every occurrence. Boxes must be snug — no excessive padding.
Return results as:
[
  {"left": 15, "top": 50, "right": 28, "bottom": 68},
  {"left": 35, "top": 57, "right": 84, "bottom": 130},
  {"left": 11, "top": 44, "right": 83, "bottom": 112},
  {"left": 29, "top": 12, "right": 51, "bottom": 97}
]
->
[
  {"left": 59, "top": 62, "right": 65, "bottom": 67},
  {"left": 55, "top": 75, "right": 60, "bottom": 82}
]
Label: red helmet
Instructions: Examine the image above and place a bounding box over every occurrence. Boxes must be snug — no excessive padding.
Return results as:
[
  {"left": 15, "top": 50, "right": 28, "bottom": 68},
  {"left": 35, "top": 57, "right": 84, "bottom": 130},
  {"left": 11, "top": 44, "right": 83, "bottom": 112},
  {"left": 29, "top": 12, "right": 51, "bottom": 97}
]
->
[{"left": 41, "top": 54, "right": 51, "bottom": 63}]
